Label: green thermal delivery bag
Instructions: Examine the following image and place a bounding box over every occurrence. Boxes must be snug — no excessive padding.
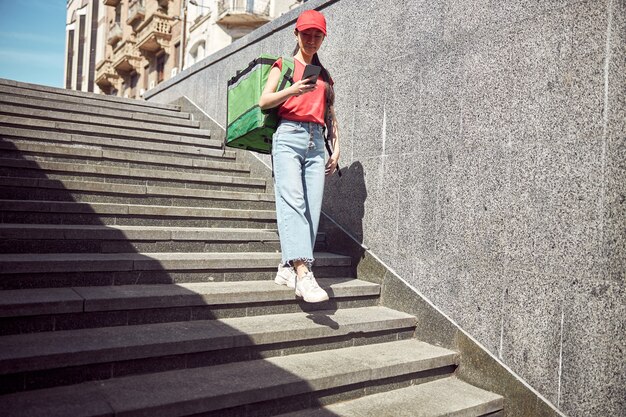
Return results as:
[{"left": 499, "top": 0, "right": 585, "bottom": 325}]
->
[{"left": 226, "top": 54, "right": 295, "bottom": 154}]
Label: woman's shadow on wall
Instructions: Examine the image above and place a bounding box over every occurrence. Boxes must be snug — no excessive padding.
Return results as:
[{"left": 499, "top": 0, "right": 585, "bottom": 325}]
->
[{"left": 321, "top": 161, "right": 367, "bottom": 278}]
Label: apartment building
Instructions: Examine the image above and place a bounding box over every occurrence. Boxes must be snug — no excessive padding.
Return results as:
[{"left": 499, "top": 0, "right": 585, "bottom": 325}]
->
[
  {"left": 65, "top": 0, "right": 102, "bottom": 92},
  {"left": 65, "top": 0, "right": 303, "bottom": 98},
  {"left": 183, "top": 0, "right": 298, "bottom": 68}
]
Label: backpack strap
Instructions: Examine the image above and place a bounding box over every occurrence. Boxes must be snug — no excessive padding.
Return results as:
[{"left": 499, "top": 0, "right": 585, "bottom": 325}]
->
[{"left": 277, "top": 57, "right": 295, "bottom": 91}]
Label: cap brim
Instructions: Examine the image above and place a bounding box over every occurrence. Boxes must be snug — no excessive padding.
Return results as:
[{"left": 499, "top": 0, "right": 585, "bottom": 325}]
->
[{"left": 296, "top": 24, "right": 327, "bottom": 36}]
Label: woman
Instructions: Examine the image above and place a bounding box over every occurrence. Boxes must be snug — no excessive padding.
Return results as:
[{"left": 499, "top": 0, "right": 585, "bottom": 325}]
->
[{"left": 259, "top": 9, "right": 339, "bottom": 303}]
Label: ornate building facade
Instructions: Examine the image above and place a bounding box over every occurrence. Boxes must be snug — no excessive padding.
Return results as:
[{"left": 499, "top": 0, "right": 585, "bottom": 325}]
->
[{"left": 65, "top": 0, "right": 301, "bottom": 98}]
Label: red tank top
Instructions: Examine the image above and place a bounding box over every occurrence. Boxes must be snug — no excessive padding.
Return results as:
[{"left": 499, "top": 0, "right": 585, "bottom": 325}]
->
[{"left": 272, "top": 58, "right": 331, "bottom": 126}]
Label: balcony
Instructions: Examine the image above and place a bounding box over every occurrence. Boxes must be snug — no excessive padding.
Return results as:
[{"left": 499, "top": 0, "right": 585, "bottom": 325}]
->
[
  {"left": 107, "top": 22, "right": 123, "bottom": 45},
  {"left": 95, "top": 59, "right": 120, "bottom": 89},
  {"left": 103, "top": 0, "right": 120, "bottom": 6},
  {"left": 216, "top": 0, "right": 270, "bottom": 27},
  {"left": 112, "top": 40, "right": 141, "bottom": 73},
  {"left": 136, "top": 13, "right": 172, "bottom": 53},
  {"left": 127, "top": 0, "right": 146, "bottom": 25}
]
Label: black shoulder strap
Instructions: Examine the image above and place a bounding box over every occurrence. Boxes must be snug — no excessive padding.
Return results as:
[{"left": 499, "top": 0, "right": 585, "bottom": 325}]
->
[{"left": 277, "top": 57, "right": 295, "bottom": 91}]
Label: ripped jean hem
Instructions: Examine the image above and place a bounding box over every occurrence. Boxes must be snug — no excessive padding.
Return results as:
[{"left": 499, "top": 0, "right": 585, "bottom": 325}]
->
[{"left": 285, "top": 257, "right": 315, "bottom": 269}]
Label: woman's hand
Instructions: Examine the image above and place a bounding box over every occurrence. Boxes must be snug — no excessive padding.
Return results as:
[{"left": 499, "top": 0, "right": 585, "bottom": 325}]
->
[
  {"left": 290, "top": 77, "right": 316, "bottom": 96},
  {"left": 325, "top": 152, "right": 339, "bottom": 176},
  {"left": 260, "top": 68, "right": 315, "bottom": 110}
]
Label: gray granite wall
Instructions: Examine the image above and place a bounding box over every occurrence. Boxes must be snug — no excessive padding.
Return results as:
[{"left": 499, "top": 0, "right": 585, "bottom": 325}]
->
[{"left": 145, "top": 0, "right": 625, "bottom": 415}]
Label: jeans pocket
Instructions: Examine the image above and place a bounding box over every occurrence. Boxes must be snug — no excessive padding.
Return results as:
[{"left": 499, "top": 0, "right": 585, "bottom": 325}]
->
[{"left": 277, "top": 122, "right": 302, "bottom": 134}]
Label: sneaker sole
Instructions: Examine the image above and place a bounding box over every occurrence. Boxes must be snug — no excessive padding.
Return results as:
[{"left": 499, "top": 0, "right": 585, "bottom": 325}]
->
[
  {"left": 274, "top": 276, "right": 295, "bottom": 289},
  {"left": 295, "top": 289, "right": 329, "bottom": 303}
]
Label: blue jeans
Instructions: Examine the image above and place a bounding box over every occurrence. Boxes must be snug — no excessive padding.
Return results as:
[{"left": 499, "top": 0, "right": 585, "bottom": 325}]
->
[{"left": 272, "top": 119, "right": 326, "bottom": 266}]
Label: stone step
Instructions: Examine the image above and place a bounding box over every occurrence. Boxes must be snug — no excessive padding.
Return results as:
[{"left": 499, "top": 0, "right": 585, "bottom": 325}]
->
[
  {"left": 0, "top": 252, "right": 353, "bottom": 290},
  {"left": 0, "top": 339, "right": 458, "bottom": 417},
  {"left": 276, "top": 377, "right": 504, "bottom": 417},
  {"left": 0, "top": 158, "right": 267, "bottom": 193},
  {"left": 0, "top": 126, "right": 224, "bottom": 155},
  {"left": 0, "top": 223, "right": 281, "bottom": 241},
  {"left": 0, "top": 104, "right": 208, "bottom": 139},
  {"left": 0, "top": 114, "right": 213, "bottom": 145},
  {"left": 0, "top": 278, "right": 377, "bottom": 319},
  {"left": 0, "top": 78, "right": 182, "bottom": 114},
  {"left": 0, "top": 176, "right": 274, "bottom": 210},
  {"left": 0, "top": 306, "right": 411, "bottom": 385},
  {"left": 0, "top": 278, "right": 377, "bottom": 335},
  {"left": 0, "top": 224, "right": 326, "bottom": 254},
  {"left": 0, "top": 91, "right": 198, "bottom": 127},
  {"left": 0, "top": 251, "right": 349, "bottom": 275},
  {"left": 0, "top": 200, "right": 276, "bottom": 229},
  {"left": 0, "top": 140, "right": 247, "bottom": 176}
]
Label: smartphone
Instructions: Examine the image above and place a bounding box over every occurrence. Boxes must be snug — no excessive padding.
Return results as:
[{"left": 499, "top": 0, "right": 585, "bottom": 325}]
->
[{"left": 302, "top": 64, "right": 321, "bottom": 85}]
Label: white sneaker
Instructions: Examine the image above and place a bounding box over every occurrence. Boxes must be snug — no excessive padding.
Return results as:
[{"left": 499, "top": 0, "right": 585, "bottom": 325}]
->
[
  {"left": 274, "top": 263, "right": 296, "bottom": 288},
  {"left": 295, "top": 272, "right": 329, "bottom": 303}
]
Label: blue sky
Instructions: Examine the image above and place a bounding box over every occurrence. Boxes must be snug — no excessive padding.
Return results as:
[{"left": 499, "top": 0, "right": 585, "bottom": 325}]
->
[{"left": 0, "top": 1, "right": 67, "bottom": 87}]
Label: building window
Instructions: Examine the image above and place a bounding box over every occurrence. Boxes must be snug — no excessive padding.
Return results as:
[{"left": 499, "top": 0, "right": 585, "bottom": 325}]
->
[
  {"left": 130, "top": 72, "right": 139, "bottom": 98},
  {"left": 188, "top": 40, "right": 205, "bottom": 67},
  {"left": 87, "top": 0, "right": 99, "bottom": 92},
  {"left": 156, "top": 54, "right": 166, "bottom": 83},
  {"left": 115, "top": 3, "right": 121, "bottom": 24},
  {"left": 144, "top": 64, "right": 150, "bottom": 90},
  {"left": 65, "top": 30, "right": 75, "bottom": 89},
  {"left": 197, "top": 0, "right": 209, "bottom": 15},
  {"left": 174, "top": 42, "right": 180, "bottom": 70},
  {"left": 76, "top": 14, "right": 86, "bottom": 91}
]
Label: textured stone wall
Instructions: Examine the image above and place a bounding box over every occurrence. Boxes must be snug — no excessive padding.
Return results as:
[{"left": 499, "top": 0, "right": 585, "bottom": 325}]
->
[{"left": 145, "top": 0, "right": 625, "bottom": 415}]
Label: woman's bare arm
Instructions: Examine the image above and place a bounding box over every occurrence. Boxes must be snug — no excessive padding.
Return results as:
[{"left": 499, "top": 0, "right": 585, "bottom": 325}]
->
[{"left": 259, "top": 66, "right": 316, "bottom": 110}]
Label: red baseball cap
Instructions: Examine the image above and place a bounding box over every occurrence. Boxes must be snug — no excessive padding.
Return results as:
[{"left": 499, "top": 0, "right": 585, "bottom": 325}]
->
[{"left": 295, "top": 10, "right": 327, "bottom": 36}]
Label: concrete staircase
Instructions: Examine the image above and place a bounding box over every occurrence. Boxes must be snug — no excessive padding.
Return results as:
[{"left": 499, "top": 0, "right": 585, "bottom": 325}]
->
[{"left": 0, "top": 79, "right": 504, "bottom": 416}]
